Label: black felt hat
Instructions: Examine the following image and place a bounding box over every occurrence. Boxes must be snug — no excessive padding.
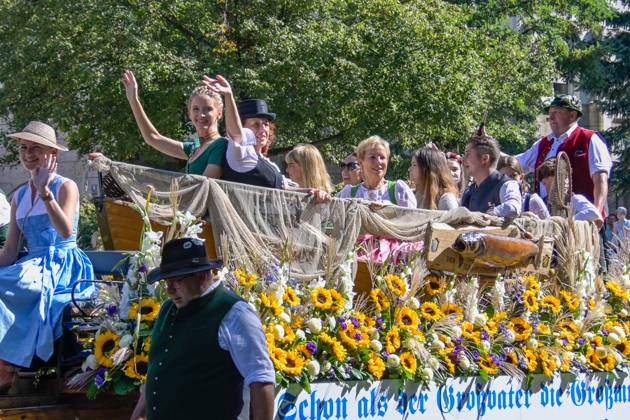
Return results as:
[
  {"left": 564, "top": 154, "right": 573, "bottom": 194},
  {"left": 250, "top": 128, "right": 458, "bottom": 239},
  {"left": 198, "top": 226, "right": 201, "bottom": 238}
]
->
[
  {"left": 147, "top": 238, "right": 222, "bottom": 284},
  {"left": 237, "top": 99, "right": 276, "bottom": 121}
]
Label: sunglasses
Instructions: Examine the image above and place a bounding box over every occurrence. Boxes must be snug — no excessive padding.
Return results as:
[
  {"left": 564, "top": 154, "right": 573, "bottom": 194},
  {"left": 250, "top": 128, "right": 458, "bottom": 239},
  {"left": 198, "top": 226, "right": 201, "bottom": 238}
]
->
[{"left": 339, "top": 162, "right": 360, "bottom": 171}]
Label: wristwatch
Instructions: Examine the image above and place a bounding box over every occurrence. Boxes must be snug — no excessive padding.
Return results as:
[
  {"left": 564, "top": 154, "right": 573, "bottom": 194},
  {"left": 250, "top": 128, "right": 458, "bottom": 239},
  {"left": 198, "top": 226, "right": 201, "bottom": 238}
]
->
[{"left": 39, "top": 191, "right": 54, "bottom": 202}]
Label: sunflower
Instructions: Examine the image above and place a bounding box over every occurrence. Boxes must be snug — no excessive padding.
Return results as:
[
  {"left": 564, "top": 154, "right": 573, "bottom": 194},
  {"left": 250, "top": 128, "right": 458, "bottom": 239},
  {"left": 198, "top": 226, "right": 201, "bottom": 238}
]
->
[
  {"left": 523, "top": 349, "right": 538, "bottom": 372},
  {"left": 442, "top": 354, "right": 456, "bottom": 374},
  {"left": 338, "top": 325, "right": 369, "bottom": 349},
  {"left": 400, "top": 352, "right": 417, "bottom": 376},
  {"left": 330, "top": 290, "right": 345, "bottom": 313},
  {"left": 419, "top": 302, "right": 443, "bottom": 322},
  {"left": 124, "top": 353, "right": 149, "bottom": 381},
  {"left": 492, "top": 311, "right": 508, "bottom": 322},
  {"left": 586, "top": 347, "right": 616, "bottom": 371},
  {"left": 370, "top": 289, "right": 390, "bottom": 312},
  {"left": 283, "top": 287, "right": 300, "bottom": 307},
  {"left": 478, "top": 356, "right": 498, "bottom": 375},
  {"left": 127, "top": 298, "right": 161, "bottom": 322},
  {"left": 539, "top": 351, "right": 557, "bottom": 377},
  {"left": 508, "top": 318, "right": 532, "bottom": 341},
  {"left": 605, "top": 281, "right": 630, "bottom": 300},
  {"left": 320, "top": 332, "right": 347, "bottom": 362},
  {"left": 522, "top": 275, "right": 540, "bottom": 294},
  {"left": 94, "top": 330, "right": 120, "bottom": 367},
  {"left": 367, "top": 353, "right": 386, "bottom": 379},
  {"left": 281, "top": 350, "right": 306, "bottom": 376},
  {"left": 484, "top": 320, "right": 498, "bottom": 337},
  {"left": 270, "top": 347, "right": 287, "bottom": 371},
  {"left": 311, "top": 288, "right": 333, "bottom": 310},
  {"left": 523, "top": 290, "right": 539, "bottom": 312},
  {"left": 540, "top": 296, "right": 561, "bottom": 314},
  {"left": 260, "top": 292, "right": 284, "bottom": 316},
  {"left": 461, "top": 322, "right": 481, "bottom": 344},
  {"left": 536, "top": 322, "right": 551, "bottom": 335},
  {"left": 384, "top": 274, "right": 407, "bottom": 297},
  {"left": 234, "top": 268, "right": 257, "bottom": 287},
  {"left": 142, "top": 337, "right": 151, "bottom": 353},
  {"left": 424, "top": 274, "right": 445, "bottom": 296},
  {"left": 385, "top": 326, "right": 401, "bottom": 353},
  {"left": 559, "top": 291, "right": 580, "bottom": 311},
  {"left": 396, "top": 308, "right": 419, "bottom": 332},
  {"left": 587, "top": 297, "right": 597, "bottom": 310},
  {"left": 441, "top": 303, "right": 464, "bottom": 321},
  {"left": 615, "top": 340, "right": 630, "bottom": 358},
  {"left": 560, "top": 353, "right": 572, "bottom": 372},
  {"left": 558, "top": 320, "right": 580, "bottom": 336},
  {"left": 505, "top": 351, "right": 519, "bottom": 366}
]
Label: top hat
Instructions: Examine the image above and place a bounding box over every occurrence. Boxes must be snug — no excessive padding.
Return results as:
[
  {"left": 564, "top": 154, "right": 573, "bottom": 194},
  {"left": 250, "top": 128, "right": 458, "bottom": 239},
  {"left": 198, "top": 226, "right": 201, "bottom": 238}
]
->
[
  {"left": 7, "top": 121, "right": 68, "bottom": 151},
  {"left": 237, "top": 99, "right": 276, "bottom": 121},
  {"left": 543, "top": 95, "right": 583, "bottom": 117},
  {"left": 147, "top": 238, "right": 222, "bottom": 284}
]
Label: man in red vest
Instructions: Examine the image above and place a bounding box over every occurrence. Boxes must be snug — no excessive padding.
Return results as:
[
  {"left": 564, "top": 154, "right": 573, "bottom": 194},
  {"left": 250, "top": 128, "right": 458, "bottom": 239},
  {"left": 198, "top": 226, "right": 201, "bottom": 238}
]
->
[{"left": 516, "top": 95, "right": 612, "bottom": 215}]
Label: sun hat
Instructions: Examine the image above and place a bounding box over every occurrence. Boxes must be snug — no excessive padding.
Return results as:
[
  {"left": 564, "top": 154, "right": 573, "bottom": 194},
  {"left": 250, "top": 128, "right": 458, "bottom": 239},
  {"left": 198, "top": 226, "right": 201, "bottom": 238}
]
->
[
  {"left": 147, "top": 237, "right": 222, "bottom": 284},
  {"left": 6, "top": 121, "right": 68, "bottom": 151}
]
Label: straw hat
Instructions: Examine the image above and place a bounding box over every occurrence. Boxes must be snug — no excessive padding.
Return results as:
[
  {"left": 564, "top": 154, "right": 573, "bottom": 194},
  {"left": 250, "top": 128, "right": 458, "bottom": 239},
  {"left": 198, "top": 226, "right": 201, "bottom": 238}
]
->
[{"left": 6, "top": 121, "right": 68, "bottom": 151}]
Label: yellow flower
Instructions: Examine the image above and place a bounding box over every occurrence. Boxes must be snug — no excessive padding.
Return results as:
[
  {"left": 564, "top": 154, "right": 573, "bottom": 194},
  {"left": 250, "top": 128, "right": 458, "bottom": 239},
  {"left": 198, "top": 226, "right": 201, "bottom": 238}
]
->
[
  {"left": 605, "top": 280, "right": 630, "bottom": 300},
  {"left": 540, "top": 296, "right": 561, "bottom": 314},
  {"left": 235, "top": 268, "right": 257, "bottom": 287},
  {"left": 385, "top": 274, "right": 407, "bottom": 297},
  {"left": 400, "top": 352, "right": 417, "bottom": 376},
  {"left": 560, "top": 353, "right": 572, "bottom": 372},
  {"left": 320, "top": 332, "right": 347, "bottom": 362},
  {"left": 442, "top": 354, "right": 456, "bottom": 374},
  {"left": 505, "top": 351, "right": 519, "bottom": 366},
  {"left": 94, "top": 330, "right": 120, "bottom": 368},
  {"left": 508, "top": 318, "right": 533, "bottom": 341},
  {"left": 559, "top": 291, "right": 580, "bottom": 311},
  {"left": 523, "top": 275, "right": 540, "bottom": 294},
  {"left": 142, "top": 337, "right": 151, "bottom": 353},
  {"left": 260, "top": 292, "right": 283, "bottom": 316},
  {"left": 615, "top": 340, "right": 630, "bottom": 358},
  {"left": 124, "top": 353, "right": 149, "bottom": 382},
  {"left": 558, "top": 320, "right": 580, "bottom": 336},
  {"left": 461, "top": 321, "right": 480, "bottom": 344},
  {"left": 370, "top": 289, "right": 390, "bottom": 312},
  {"left": 524, "top": 349, "right": 538, "bottom": 372},
  {"left": 586, "top": 346, "right": 616, "bottom": 371},
  {"left": 386, "top": 326, "right": 401, "bottom": 353},
  {"left": 330, "top": 289, "right": 345, "bottom": 313},
  {"left": 539, "top": 351, "right": 557, "bottom": 377},
  {"left": 281, "top": 350, "right": 306, "bottom": 376},
  {"left": 396, "top": 308, "right": 419, "bottom": 332},
  {"left": 283, "top": 287, "right": 300, "bottom": 307},
  {"left": 419, "top": 302, "right": 442, "bottom": 322},
  {"left": 478, "top": 356, "right": 498, "bottom": 375},
  {"left": 492, "top": 311, "right": 508, "bottom": 322},
  {"left": 523, "top": 290, "right": 539, "bottom": 312},
  {"left": 367, "top": 353, "right": 386, "bottom": 379},
  {"left": 338, "top": 325, "right": 369, "bottom": 349},
  {"left": 127, "top": 298, "right": 161, "bottom": 322},
  {"left": 424, "top": 274, "right": 445, "bottom": 296},
  {"left": 441, "top": 303, "right": 464, "bottom": 321},
  {"left": 587, "top": 297, "right": 597, "bottom": 310},
  {"left": 270, "top": 347, "right": 287, "bottom": 371},
  {"left": 484, "top": 320, "right": 498, "bottom": 337},
  {"left": 536, "top": 322, "right": 551, "bottom": 335},
  {"left": 311, "top": 288, "right": 333, "bottom": 310}
]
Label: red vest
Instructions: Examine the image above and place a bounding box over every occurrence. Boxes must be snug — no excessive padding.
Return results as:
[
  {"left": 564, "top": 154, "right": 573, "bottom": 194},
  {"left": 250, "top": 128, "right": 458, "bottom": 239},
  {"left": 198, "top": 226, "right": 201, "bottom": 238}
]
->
[{"left": 534, "top": 125, "right": 596, "bottom": 203}]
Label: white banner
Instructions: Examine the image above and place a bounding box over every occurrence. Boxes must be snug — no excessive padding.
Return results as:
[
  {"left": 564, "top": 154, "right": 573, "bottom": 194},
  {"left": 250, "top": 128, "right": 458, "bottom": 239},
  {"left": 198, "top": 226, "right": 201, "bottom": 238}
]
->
[{"left": 274, "top": 373, "right": 630, "bottom": 419}]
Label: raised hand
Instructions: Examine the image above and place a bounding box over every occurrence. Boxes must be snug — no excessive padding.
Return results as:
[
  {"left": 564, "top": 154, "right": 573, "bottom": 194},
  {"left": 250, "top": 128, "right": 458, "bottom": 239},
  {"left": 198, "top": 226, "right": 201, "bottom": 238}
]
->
[
  {"left": 32, "top": 153, "right": 57, "bottom": 193},
  {"left": 201, "top": 74, "right": 233, "bottom": 97},
  {"left": 122, "top": 70, "right": 139, "bottom": 100}
]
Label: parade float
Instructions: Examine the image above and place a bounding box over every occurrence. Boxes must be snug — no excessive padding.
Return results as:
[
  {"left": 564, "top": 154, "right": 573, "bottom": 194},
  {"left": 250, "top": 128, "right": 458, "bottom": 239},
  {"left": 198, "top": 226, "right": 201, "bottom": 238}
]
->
[{"left": 3, "top": 156, "right": 629, "bottom": 419}]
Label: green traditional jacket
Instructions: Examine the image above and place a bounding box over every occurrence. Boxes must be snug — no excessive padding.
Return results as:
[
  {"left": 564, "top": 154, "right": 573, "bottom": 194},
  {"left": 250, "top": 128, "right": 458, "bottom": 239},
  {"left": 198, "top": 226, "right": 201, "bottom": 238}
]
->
[{"left": 146, "top": 284, "right": 244, "bottom": 420}]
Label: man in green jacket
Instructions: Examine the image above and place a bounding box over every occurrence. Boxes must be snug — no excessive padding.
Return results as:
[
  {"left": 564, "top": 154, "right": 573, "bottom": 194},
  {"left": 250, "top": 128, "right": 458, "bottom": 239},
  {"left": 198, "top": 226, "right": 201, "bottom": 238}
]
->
[{"left": 130, "top": 238, "right": 275, "bottom": 420}]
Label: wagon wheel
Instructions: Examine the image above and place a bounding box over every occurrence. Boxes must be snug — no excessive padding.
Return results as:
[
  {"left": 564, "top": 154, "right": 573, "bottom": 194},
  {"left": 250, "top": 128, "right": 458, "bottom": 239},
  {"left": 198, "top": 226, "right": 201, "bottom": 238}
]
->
[{"left": 549, "top": 151, "right": 572, "bottom": 217}]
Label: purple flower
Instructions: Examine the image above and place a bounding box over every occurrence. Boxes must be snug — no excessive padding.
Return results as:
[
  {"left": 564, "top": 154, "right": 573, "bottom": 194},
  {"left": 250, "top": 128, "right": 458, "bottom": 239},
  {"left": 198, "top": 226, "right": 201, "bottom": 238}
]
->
[
  {"left": 472, "top": 351, "right": 480, "bottom": 361},
  {"left": 601, "top": 329, "right": 609, "bottom": 336},
  {"left": 489, "top": 353, "right": 503, "bottom": 366},
  {"left": 577, "top": 337, "right": 586, "bottom": 346},
  {"left": 353, "top": 332, "right": 363, "bottom": 340},
  {"left": 376, "top": 318, "right": 384, "bottom": 326},
  {"left": 383, "top": 351, "right": 390, "bottom": 358},
  {"left": 94, "top": 368, "right": 107, "bottom": 388},
  {"left": 562, "top": 338, "right": 569, "bottom": 346},
  {"left": 306, "top": 341, "right": 318, "bottom": 354},
  {"left": 481, "top": 331, "right": 490, "bottom": 341},
  {"left": 351, "top": 317, "right": 360, "bottom": 328},
  {"left": 454, "top": 337, "right": 462, "bottom": 344},
  {"left": 138, "top": 264, "right": 147, "bottom": 273},
  {"left": 340, "top": 321, "right": 348, "bottom": 331},
  {"left": 106, "top": 304, "right": 118, "bottom": 317}
]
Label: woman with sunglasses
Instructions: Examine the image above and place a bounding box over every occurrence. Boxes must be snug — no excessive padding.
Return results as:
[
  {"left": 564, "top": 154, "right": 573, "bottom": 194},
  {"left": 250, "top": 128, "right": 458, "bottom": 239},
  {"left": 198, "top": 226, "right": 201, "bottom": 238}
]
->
[{"left": 339, "top": 153, "right": 362, "bottom": 186}]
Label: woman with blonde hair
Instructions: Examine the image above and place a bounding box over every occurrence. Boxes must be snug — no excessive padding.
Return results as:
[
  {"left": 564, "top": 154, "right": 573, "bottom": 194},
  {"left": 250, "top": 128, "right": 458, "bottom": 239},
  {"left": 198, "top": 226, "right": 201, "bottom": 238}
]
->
[
  {"left": 410, "top": 146, "right": 459, "bottom": 210},
  {"left": 337, "top": 136, "right": 416, "bottom": 208},
  {"left": 285, "top": 144, "right": 333, "bottom": 193}
]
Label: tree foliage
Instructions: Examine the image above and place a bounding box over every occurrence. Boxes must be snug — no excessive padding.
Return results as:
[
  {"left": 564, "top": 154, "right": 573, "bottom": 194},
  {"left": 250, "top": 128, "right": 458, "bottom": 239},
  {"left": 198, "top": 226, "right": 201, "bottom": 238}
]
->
[{"left": 0, "top": 0, "right": 613, "bottom": 175}]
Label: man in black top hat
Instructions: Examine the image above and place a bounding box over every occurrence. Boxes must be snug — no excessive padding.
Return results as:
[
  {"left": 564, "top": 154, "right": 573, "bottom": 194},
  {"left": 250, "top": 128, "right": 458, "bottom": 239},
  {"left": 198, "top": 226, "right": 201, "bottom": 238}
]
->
[{"left": 130, "top": 238, "right": 275, "bottom": 420}]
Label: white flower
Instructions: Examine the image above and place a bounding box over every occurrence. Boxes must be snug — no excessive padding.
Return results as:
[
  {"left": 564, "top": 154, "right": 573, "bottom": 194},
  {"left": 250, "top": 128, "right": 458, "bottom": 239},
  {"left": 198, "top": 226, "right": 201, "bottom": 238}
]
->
[
  {"left": 306, "top": 318, "right": 322, "bottom": 334},
  {"left": 428, "top": 357, "right": 440, "bottom": 370},
  {"left": 452, "top": 326, "right": 462, "bottom": 337},
  {"left": 473, "top": 313, "right": 488, "bottom": 327},
  {"left": 295, "top": 329, "right": 306, "bottom": 341},
  {"left": 429, "top": 333, "right": 439, "bottom": 343},
  {"left": 370, "top": 339, "right": 383, "bottom": 352},
  {"left": 602, "top": 303, "right": 613, "bottom": 314},
  {"left": 409, "top": 297, "right": 420, "bottom": 310},
  {"left": 82, "top": 355, "right": 99, "bottom": 372},
  {"left": 583, "top": 332, "right": 595, "bottom": 340},
  {"left": 504, "top": 330, "right": 516, "bottom": 343},
  {"left": 369, "top": 328, "right": 380, "bottom": 340},
  {"left": 386, "top": 354, "right": 400, "bottom": 368},
  {"left": 576, "top": 354, "right": 587, "bottom": 364},
  {"left": 307, "top": 360, "right": 320, "bottom": 377},
  {"left": 607, "top": 332, "right": 621, "bottom": 345},
  {"left": 273, "top": 324, "right": 285, "bottom": 340},
  {"left": 527, "top": 338, "right": 538, "bottom": 350},
  {"left": 430, "top": 340, "right": 445, "bottom": 351},
  {"left": 327, "top": 316, "right": 337, "bottom": 330},
  {"left": 480, "top": 340, "right": 491, "bottom": 352},
  {"left": 278, "top": 312, "right": 291, "bottom": 324},
  {"left": 620, "top": 309, "right": 629, "bottom": 318},
  {"left": 322, "top": 360, "right": 332, "bottom": 372},
  {"left": 458, "top": 354, "right": 470, "bottom": 370},
  {"left": 595, "top": 347, "right": 607, "bottom": 358},
  {"left": 611, "top": 326, "right": 626, "bottom": 339},
  {"left": 422, "top": 367, "right": 434, "bottom": 382},
  {"left": 119, "top": 334, "right": 133, "bottom": 348}
]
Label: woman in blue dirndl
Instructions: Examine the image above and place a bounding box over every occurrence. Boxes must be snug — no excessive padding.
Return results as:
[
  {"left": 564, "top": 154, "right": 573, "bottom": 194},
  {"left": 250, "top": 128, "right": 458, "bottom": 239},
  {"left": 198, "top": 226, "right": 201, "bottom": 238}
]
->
[{"left": 0, "top": 121, "right": 94, "bottom": 391}]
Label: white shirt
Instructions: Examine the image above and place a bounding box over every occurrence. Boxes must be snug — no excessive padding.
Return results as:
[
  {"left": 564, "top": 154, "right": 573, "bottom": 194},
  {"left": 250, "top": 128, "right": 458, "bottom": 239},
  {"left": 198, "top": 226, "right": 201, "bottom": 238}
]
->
[
  {"left": 200, "top": 281, "right": 275, "bottom": 387},
  {"left": 516, "top": 122, "right": 612, "bottom": 197},
  {"left": 525, "top": 192, "right": 550, "bottom": 219},
  {"left": 487, "top": 179, "right": 522, "bottom": 218},
  {"left": 571, "top": 194, "right": 603, "bottom": 224},
  {"left": 337, "top": 180, "right": 417, "bottom": 208},
  {"left": 438, "top": 192, "right": 459, "bottom": 211},
  {"left": 225, "top": 128, "right": 259, "bottom": 173},
  {"left": 0, "top": 190, "right": 10, "bottom": 227}
]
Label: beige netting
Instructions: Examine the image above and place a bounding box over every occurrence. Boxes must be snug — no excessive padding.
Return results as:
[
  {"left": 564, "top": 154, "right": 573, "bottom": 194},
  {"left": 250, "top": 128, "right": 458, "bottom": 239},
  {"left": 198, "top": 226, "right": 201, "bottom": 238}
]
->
[{"left": 91, "top": 157, "right": 600, "bottom": 281}]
